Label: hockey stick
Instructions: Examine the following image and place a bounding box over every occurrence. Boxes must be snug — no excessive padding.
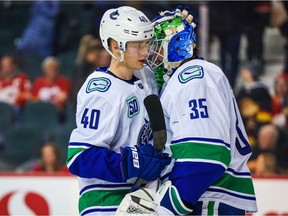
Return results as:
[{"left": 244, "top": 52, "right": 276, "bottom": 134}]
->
[
  {"left": 144, "top": 94, "right": 167, "bottom": 152},
  {"left": 130, "top": 94, "right": 167, "bottom": 192}
]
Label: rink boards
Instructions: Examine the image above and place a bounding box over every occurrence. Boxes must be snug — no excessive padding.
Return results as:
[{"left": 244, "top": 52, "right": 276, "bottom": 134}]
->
[{"left": 0, "top": 173, "right": 287, "bottom": 215}]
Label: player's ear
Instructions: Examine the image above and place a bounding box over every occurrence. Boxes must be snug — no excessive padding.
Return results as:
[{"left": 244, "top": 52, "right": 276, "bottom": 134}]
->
[{"left": 110, "top": 39, "right": 121, "bottom": 58}]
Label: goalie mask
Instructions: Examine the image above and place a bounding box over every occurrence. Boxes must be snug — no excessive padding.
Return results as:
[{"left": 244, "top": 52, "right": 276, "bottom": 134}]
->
[
  {"left": 146, "top": 10, "right": 197, "bottom": 87},
  {"left": 99, "top": 6, "right": 154, "bottom": 61}
]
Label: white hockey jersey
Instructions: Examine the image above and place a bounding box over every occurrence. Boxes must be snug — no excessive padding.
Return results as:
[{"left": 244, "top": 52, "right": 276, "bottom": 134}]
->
[
  {"left": 66, "top": 66, "right": 157, "bottom": 215},
  {"left": 161, "top": 59, "right": 258, "bottom": 212}
]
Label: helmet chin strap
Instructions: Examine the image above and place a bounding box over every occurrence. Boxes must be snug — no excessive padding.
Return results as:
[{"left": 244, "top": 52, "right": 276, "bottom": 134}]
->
[{"left": 110, "top": 50, "right": 124, "bottom": 62}]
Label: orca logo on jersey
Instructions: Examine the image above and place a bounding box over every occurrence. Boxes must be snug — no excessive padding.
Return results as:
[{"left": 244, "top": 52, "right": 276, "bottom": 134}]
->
[
  {"left": 178, "top": 65, "right": 204, "bottom": 84},
  {"left": 138, "top": 118, "right": 153, "bottom": 145},
  {"left": 131, "top": 146, "right": 140, "bottom": 168},
  {"left": 86, "top": 77, "right": 111, "bottom": 93}
]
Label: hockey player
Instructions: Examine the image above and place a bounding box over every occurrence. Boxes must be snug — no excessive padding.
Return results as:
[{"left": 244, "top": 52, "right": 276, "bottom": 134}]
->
[
  {"left": 66, "top": 6, "right": 171, "bottom": 215},
  {"left": 144, "top": 6, "right": 258, "bottom": 215}
]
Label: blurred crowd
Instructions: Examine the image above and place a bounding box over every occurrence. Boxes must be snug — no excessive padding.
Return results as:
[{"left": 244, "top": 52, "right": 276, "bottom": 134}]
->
[{"left": 0, "top": 1, "right": 288, "bottom": 175}]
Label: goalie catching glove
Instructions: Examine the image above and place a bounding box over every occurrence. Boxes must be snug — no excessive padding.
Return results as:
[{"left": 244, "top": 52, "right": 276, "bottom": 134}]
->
[{"left": 120, "top": 144, "right": 171, "bottom": 181}]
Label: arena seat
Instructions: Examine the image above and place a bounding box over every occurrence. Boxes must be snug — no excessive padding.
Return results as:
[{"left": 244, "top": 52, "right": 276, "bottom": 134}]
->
[
  {"left": 0, "top": 102, "right": 14, "bottom": 132},
  {"left": 22, "top": 101, "right": 59, "bottom": 132},
  {"left": 0, "top": 124, "right": 43, "bottom": 169}
]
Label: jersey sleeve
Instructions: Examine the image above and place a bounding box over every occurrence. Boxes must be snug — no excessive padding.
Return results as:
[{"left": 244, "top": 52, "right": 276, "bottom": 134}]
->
[
  {"left": 66, "top": 86, "right": 125, "bottom": 182},
  {"left": 162, "top": 74, "right": 232, "bottom": 205}
]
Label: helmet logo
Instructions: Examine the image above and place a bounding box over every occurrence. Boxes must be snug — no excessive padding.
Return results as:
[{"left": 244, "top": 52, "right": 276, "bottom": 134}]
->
[
  {"left": 139, "top": 16, "right": 149, "bottom": 23},
  {"left": 110, "top": 10, "right": 119, "bottom": 20}
]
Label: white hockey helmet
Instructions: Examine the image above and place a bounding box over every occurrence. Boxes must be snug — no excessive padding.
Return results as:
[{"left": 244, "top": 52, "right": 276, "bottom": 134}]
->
[{"left": 99, "top": 6, "right": 154, "bottom": 60}]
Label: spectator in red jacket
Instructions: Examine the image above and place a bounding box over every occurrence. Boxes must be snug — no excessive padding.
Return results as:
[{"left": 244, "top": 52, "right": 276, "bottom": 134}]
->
[
  {"left": 0, "top": 54, "right": 32, "bottom": 120},
  {"left": 32, "top": 56, "right": 70, "bottom": 122}
]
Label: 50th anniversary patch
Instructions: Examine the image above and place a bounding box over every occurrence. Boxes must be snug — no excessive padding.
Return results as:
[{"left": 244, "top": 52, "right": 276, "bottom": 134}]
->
[
  {"left": 126, "top": 96, "right": 140, "bottom": 118},
  {"left": 86, "top": 77, "right": 111, "bottom": 93}
]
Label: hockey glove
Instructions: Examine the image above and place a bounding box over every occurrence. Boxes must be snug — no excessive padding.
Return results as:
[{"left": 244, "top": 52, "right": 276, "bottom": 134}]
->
[
  {"left": 175, "top": 5, "right": 199, "bottom": 29},
  {"left": 120, "top": 144, "right": 171, "bottom": 181}
]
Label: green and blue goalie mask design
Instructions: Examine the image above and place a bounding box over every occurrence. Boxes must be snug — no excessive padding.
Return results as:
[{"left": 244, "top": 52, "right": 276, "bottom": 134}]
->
[{"left": 146, "top": 12, "right": 197, "bottom": 87}]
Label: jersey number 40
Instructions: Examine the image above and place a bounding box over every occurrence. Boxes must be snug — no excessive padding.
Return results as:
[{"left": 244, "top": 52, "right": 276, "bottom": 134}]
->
[{"left": 81, "top": 108, "right": 100, "bottom": 129}]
